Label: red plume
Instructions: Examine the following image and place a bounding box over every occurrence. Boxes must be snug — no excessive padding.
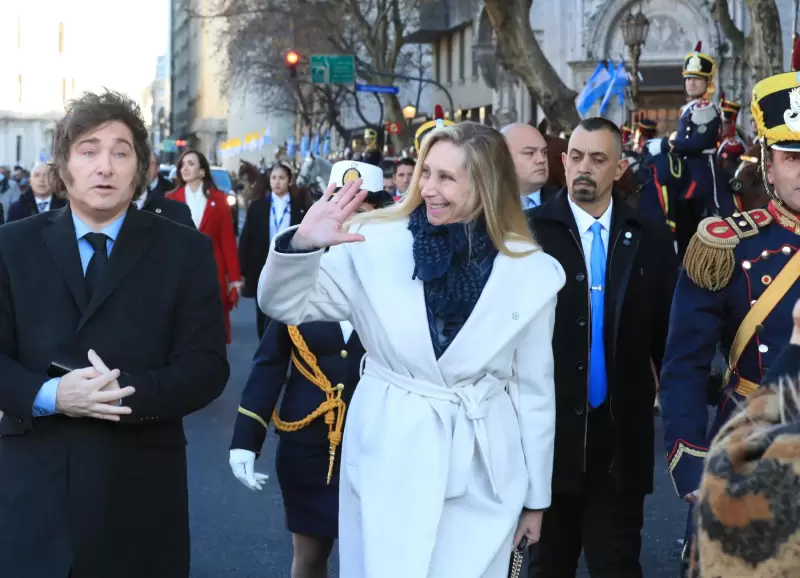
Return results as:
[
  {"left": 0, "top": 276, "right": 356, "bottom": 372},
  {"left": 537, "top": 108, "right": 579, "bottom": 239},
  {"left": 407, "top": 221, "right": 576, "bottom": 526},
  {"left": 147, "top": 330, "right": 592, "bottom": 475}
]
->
[
  {"left": 433, "top": 104, "right": 444, "bottom": 120},
  {"left": 694, "top": 41, "right": 702, "bottom": 52},
  {"left": 792, "top": 36, "right": 800, "bottom": 72}
]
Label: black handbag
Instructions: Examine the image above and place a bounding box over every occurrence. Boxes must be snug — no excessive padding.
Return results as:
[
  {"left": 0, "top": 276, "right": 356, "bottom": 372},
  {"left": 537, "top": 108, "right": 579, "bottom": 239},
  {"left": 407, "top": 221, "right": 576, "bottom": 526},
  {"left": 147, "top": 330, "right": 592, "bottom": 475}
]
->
[{"left": 509, "top": 537, "right": 528, "bottom": 578}]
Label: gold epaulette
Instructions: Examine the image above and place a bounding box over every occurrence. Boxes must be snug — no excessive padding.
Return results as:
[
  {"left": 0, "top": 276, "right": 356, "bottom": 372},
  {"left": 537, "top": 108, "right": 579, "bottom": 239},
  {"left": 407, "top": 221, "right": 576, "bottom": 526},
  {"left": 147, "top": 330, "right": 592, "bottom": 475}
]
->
[{"left": 684, "top": 208, "right": 772, "bottom": 291}]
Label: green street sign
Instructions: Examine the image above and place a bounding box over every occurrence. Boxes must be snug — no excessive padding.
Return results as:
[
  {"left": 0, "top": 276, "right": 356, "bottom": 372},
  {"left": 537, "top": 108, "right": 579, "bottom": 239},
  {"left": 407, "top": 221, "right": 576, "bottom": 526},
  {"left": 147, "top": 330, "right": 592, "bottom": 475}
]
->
[{"left": 310, "top": 54, "right": 355, "bottom": 84}]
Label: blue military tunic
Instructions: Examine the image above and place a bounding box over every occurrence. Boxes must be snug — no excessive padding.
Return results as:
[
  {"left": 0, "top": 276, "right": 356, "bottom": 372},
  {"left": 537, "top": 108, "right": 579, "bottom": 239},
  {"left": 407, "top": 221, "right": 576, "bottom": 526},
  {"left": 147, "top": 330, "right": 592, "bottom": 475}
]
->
[
  {"left": 660, "top": 202, "right": 800, "bottom": 498},
  {"left": 638, "top": 100, "right": 742, "bottom": 256}
]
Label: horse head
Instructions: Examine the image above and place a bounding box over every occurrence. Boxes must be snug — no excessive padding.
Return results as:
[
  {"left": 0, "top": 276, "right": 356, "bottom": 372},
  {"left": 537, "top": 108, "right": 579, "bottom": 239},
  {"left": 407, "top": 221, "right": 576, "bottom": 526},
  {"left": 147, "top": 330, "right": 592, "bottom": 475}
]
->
[{"left": 730, "top": 144, "right": 769, "bottom": 210}]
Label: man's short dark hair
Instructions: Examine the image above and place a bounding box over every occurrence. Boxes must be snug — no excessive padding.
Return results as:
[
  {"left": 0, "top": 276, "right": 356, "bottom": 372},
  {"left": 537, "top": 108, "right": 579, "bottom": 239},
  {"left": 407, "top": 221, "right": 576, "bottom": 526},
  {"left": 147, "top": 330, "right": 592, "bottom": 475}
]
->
[
  {"left": 52, "top": 90, "right": 151, "bottom": 193},
  {"left": 396, "top": 157, "right": 416, "bottom": 170},
  {"left": 576, "top": 117, "right": 623, "bottom": 155}
]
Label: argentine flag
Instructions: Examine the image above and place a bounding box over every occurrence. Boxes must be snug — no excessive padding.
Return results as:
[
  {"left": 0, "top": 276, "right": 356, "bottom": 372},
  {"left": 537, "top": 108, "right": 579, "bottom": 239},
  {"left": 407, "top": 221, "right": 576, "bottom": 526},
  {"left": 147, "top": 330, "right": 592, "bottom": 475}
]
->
[
  {"left": 576, "top": 62, "right": 612, "bottom": 116},
  {"left": 599, "top": 60, "right": 630, "bottom": 115}
]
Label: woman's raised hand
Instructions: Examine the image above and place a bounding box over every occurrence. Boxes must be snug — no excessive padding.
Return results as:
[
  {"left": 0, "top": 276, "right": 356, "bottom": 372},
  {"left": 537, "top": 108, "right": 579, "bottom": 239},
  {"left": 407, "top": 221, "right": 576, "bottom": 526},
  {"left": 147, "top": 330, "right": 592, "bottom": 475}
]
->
[{"left": 291, "top": 178, "right": 369, "bottom": 250}]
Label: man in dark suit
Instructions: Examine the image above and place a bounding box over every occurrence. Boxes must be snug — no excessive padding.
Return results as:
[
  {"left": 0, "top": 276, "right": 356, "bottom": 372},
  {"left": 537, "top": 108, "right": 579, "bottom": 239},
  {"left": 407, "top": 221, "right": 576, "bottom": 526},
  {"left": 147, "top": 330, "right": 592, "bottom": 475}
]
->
[
  {"left": 238, "top": 173, "right": 309, "bottom": 338},
  {"left": 502, "top": 122, "right": 558, "bottom": 208},
  {"left": 527, "top": 118, "right": 678, "bottom": 578},
  {"left": 7, "top": 162, "right": 68, "bottom": 222},
  {"left": 144, "top": 152, "right": 174, "bottom": 198},
  {"left": 0, "top": 90, "right": 230, "bottom": 578},
  {"left": 135, "top": 182, "right": 195, "bottom": 229}
]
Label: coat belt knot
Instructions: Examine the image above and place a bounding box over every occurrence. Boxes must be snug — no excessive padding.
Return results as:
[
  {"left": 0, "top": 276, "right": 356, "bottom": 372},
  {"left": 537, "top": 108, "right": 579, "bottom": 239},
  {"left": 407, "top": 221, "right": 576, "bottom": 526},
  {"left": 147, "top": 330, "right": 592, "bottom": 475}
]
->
[{"left": 363, "top": 359, "right": 508, "bottom": 500}]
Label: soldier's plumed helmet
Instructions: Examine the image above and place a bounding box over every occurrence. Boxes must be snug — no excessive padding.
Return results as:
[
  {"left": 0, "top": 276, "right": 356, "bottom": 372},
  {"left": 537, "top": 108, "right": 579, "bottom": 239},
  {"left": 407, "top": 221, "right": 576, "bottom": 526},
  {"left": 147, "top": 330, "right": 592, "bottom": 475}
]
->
[
  {"left": 683, "top": 41, "right": 715, "bottom": 79},
  {"left": 751, "top": 71, "right": 800, "bottom": 151},
  {"left": 414, "top": 104, "right": 455, "bottom": 152}
]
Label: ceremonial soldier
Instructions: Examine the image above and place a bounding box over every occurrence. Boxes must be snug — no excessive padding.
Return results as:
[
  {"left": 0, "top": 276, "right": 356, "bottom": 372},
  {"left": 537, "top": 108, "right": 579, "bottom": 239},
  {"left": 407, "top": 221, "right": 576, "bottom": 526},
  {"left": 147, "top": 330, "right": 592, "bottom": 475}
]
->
[
  {"left": 634, "top": 118, "right": 658, "bottom": 156},
  {"left": 621, "top": 123, "right": 634, "bottom": 151},
  {"left": 660, "top": 54, "right": 800, "bottom": 572},
  {"left": 228, "top": 161, "right": 394, "bottom": 578},
  {"left": 638, "top": 42, "right": 739, "bottom": 257},
  {"left": 717, "top": 93, "right": 747, "bottom": 174},
  {"left": 413, "top": 104, "right": 455, "bottom": 153}
]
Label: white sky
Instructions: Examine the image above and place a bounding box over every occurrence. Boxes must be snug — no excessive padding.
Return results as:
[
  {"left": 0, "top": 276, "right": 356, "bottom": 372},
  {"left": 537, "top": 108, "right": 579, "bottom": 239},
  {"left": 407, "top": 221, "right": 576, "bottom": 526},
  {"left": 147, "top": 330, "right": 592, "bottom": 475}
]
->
[{"left": 63, "top": 0, "right": 170, "bottom": 102}]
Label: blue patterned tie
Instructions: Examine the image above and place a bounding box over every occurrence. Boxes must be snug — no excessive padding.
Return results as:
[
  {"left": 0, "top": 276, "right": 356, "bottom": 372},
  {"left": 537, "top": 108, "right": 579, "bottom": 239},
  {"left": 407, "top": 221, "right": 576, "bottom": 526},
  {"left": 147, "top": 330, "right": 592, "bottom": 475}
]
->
[{"left": 589, "top": 221, "right": 607, "bottom": 408}]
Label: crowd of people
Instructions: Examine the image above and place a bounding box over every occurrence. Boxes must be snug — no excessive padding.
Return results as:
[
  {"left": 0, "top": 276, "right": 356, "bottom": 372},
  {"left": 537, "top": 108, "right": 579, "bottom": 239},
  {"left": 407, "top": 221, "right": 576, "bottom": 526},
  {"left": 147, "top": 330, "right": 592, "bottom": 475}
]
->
[{"left": 2, "top": 39, "right": 800, "bottom": 578}]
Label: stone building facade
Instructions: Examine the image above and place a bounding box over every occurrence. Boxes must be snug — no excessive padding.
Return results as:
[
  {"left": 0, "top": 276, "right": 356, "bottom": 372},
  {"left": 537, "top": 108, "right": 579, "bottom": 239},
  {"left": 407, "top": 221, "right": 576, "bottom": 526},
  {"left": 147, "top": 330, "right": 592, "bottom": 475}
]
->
[{"left": 413, "top": 0, "right": 798, "bottom": 137}]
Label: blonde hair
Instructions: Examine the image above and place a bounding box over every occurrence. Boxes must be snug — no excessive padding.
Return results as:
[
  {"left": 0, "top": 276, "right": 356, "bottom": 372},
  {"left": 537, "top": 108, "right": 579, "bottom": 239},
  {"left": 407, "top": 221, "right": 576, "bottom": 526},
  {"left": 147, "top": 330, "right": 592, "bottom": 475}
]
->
[{"left": 353, "top": 121, "right": 537, "bottom": 257}]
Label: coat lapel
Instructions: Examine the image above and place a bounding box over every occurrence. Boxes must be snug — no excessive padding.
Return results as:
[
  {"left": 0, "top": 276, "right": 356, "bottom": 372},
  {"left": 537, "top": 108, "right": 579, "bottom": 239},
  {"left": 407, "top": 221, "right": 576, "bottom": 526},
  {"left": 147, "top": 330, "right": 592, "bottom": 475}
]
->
[
  {"left": 77, "top": 207, "right": 154, "bottom": 331},
  {"left": 42, "top": 207, "right": 88, "bottom": 312},
  {"left": 350, "top": 220, "right": 445, "bottom": 386},
  {"left": 605, "top": 198, "right": 641, "bottom": 363},
  {"left": 198, "top": 189, "right": 217, "bottom": 232},
  {"left": 436, "top": 242, "right": 552, "bottom": 378}
]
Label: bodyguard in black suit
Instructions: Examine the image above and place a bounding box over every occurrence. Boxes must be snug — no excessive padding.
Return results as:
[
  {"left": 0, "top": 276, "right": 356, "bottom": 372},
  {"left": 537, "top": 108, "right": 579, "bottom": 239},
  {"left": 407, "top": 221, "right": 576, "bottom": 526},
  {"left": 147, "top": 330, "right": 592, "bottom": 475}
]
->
[
  {"left": 144, "top": 153, "right": 174, "bottom": 199},
  {"left": 238, "top": 164, "right": 309, "bottom": 337},
  {"left": 501, "top": 122, "right": 558, "bottom": 209},
  {"left": 136, "top": 190, "right": 195, "bottom": 228},
  {"left": 527, "top": 118, "right": 677, "bottom": 578},
  {"left": 0, "top": 90, "right": 229, "bottom": 578},
  {"left": 7, "top": 162, "right": 67, "bottom": 222}
]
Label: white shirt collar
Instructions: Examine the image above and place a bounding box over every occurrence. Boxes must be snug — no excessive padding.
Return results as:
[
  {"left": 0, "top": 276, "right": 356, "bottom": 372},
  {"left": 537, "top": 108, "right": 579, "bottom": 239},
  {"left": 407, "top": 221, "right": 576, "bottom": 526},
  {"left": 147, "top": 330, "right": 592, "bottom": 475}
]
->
[
  {"left": 186, "top": 182, "right": 203, "bottom": 196},
  {"left": 272, "top": 191, "right": 290, "bottom": 205},
  {"left": 567, "top": 193, "right": 613, "bottom": 234},
  {"left": 149, "top": 177, "right": 159, "bottom": 190},
  {"left": 35, "top": 195, "right": 52, "bottom": 204}
]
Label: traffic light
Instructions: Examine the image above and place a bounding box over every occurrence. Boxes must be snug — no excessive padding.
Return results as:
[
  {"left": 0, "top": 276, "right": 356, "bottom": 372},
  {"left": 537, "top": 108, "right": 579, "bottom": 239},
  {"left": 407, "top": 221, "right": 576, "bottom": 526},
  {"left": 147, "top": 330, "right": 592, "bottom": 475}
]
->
[
  {"left": 175, "top": 139, "right": 187, "bottom": 147},
  {"left": 285, "top": 51, "right": 300, "bottom": 78}
]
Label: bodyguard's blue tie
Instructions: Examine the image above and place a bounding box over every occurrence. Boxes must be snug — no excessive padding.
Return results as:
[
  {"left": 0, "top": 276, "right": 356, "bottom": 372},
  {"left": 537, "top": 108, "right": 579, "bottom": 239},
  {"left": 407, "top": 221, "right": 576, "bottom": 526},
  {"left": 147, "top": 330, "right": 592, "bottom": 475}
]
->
[{"left": 588, "top": 221, "right": 607, "bottom": 408}]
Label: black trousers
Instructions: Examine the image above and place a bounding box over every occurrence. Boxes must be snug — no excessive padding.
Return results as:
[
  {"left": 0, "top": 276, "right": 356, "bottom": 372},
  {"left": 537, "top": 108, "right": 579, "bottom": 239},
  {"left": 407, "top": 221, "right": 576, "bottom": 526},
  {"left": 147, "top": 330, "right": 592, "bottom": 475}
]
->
[{"left": 529, "top": 404, "right": 645, "bottom": 578}]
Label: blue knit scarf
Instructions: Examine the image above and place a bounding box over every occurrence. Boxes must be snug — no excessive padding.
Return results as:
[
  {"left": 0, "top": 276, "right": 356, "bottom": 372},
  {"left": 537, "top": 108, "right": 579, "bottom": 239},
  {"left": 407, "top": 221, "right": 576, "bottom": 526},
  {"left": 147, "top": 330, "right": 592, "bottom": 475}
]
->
[{"left": 408, "top": 204, "right": 497, "bottom": 355}]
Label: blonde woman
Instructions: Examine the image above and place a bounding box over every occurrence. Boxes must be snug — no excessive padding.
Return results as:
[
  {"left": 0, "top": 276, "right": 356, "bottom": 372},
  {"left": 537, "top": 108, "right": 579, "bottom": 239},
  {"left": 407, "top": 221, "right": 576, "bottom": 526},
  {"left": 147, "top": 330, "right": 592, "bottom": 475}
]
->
[{"left": 258, "top": 122, "right": 565, "bottom": 578}]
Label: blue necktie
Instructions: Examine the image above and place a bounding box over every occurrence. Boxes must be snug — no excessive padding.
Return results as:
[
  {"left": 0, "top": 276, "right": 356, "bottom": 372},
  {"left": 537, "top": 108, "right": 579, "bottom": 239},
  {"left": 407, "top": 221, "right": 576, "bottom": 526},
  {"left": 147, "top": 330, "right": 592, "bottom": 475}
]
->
[
  {"left": 588, "top": 221, "right": 607, "bottom": 408},
  {"left": 523, "top": 196, "right": 538, "bottom": 209}
]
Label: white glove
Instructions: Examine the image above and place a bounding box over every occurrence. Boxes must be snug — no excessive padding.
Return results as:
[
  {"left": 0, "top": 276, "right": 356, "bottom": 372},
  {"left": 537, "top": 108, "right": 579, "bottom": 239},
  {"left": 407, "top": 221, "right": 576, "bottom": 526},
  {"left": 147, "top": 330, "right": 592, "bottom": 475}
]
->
[{"left": 229, "top": 449, "right": 270, "bottom": 491}]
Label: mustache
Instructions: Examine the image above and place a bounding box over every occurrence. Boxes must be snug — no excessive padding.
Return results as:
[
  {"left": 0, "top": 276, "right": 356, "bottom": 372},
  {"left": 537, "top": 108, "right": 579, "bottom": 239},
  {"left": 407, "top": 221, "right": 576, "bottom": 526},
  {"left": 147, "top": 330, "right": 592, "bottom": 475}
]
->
[{"left": 573, "top": 176, "right": 597, "bottom": 187}]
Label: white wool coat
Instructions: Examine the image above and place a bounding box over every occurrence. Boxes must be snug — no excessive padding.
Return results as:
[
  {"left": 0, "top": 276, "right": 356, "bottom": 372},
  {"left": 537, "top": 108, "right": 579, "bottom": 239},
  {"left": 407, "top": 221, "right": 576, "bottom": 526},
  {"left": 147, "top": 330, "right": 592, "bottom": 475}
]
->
[{"left": 258, "top": 218, "right": 565, "bottom": 578}]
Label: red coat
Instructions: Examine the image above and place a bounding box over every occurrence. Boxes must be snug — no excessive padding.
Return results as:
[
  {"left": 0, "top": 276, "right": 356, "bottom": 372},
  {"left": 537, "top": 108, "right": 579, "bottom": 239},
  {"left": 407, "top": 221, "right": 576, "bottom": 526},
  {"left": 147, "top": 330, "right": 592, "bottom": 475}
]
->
[{"left": 167, "top": 186, "right": 241, "bottom": 342}]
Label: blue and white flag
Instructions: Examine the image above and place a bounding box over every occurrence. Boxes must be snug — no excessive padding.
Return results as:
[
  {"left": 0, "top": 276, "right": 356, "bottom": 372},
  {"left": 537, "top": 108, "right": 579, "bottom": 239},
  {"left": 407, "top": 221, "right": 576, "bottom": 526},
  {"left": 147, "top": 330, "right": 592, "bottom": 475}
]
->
[
  {"left": 300, "top": 134, "right": 310, "bottom": 158},
  {"left": 286, "top": 135, "right": 296, "bottom": 158},
  {"left": 576, "top": 62, "right": 613, "bottom": 116},
  {"left": 599, "top": 60, "right": 630, "bottom": 115},
  {"left": 311, "top": 133, "right": 320, "bottom": 156},
  {"left": 322, "top": 132, "right": 330, "bottom": 156}
]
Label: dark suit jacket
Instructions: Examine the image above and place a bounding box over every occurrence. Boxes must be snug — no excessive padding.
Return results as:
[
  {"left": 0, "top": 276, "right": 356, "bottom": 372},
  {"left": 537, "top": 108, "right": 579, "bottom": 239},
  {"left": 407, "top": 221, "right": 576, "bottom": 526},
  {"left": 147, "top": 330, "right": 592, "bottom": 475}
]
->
[
  {"left": 0, "top": 203, "right": 4, "bottom": 225},
  {"left": 238, "top": 194, "right": 308, "bottom": 298},
  {"left": 7, "top": 192, "right": 67, "bottom": 222},
  {"left": 146, "top": 174, "right": 174, "bottom": 199},
  {"left": 140, "top": 195, "right": 195, "bottom": 229},
  {"left": 528, "top": 189, "right": 678, "bottom": 495},
  {"left": 540, "top": 184, "right": 559, "bottom": 205},
  {"left": 231, "top": 320, "right": 365, "bottom": 453},
  {"left": 0, "top": 206, "right": 229, "bottom": 578}
]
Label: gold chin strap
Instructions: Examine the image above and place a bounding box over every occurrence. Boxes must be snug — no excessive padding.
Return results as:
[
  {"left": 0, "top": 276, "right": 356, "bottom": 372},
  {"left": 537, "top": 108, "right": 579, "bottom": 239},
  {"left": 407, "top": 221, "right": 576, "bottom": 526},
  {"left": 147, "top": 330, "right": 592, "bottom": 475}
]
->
[
  {"left": 759, "top": 138, "right": 782, "bottom": 204},
  {"left": 271, "top": 326, "right": 347, "bottom": 485}
]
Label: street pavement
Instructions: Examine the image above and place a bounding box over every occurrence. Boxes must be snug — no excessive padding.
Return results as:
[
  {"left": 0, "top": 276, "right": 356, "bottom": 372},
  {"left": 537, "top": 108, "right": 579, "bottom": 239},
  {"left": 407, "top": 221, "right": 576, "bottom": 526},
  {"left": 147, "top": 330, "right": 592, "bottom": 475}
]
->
[{"left": 187, "top": 300, "right": 686, "bottom": 577}]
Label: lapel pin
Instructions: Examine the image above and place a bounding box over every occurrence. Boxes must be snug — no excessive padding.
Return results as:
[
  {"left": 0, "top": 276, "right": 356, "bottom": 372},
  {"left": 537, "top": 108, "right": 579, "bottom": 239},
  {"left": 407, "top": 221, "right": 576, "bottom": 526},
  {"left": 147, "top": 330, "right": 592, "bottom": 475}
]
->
[
  {"left": 211, "top": 201, "right": 216, "bottom": 206},
  {"left": 623, "top": 239, "right": 631, "bottom": 246},
  {"left": 512, "top": 312, "right": 519, "bottom": 320},
  {"left": 625, "top": 231, "right": 632, "bottom": 239},
  {"left": 155, "top": 208, "right": 162, "bottom": 213}
]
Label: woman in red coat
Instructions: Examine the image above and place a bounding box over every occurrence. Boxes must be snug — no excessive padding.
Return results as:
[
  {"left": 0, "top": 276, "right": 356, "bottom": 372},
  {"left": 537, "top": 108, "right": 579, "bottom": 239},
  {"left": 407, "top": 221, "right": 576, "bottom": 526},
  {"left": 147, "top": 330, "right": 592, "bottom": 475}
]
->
[{"left": 168, "top": 149, "right": 242, "bottom": 343}]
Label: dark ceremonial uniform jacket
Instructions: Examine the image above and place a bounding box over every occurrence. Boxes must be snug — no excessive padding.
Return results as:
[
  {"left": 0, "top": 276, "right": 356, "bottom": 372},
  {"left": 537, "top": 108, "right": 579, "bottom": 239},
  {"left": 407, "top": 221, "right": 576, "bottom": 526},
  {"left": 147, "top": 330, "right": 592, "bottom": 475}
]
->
[
  {"left": 660, "top": 201, "right": 800, "bottom": 498},
  {"left": 528, "top": 191, "right": 677, "bottom": 494},
  {"left": 231, "top": 320, "right": 366, "bottom": 454},
  {"left": 237, "top": 194, "right": 308, "bottom": 298}
]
